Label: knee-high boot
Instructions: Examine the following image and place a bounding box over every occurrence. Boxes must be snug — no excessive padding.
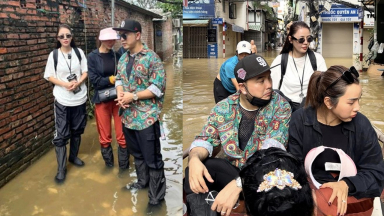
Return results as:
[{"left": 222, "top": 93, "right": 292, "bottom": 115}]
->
[
  {"left": 148, "top": 167, "right": 166, "bottom": 205},
  {"left": 126, "top": 159, "right": 149, "bottom": 189},
  {"left": 55, "top": 146, "right": 67, "bottom": 183},
  {"left": 69, "top": 136, "right": 85, "bottom": 166},
  {"left": 101, "top": 145, "right": 114, "bottom": 167},
  {"left": 117, "top": 146, "right": 129, "bottom": 170},
  {"left": 186, "top": 193, "right": 217, "bottom": 216}
]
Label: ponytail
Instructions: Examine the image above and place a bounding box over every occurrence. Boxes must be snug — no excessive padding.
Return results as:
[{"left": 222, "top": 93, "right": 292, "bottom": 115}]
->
[{"left": 305, "top": 71, "right": 323, "bottom": 108}]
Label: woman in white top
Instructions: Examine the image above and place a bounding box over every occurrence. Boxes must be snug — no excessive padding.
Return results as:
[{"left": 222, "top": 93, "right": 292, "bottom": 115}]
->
[
  {"left": 271, "top": 21, "right": 327, "bottom": 112},
  {"left": 44, "top": 24, "right": 88, "bottom": 183}
]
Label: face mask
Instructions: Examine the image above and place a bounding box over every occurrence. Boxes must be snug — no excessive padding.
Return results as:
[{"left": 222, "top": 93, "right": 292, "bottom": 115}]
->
[{"left": 243, "top": 85, "right": 271, "bottom": 108}]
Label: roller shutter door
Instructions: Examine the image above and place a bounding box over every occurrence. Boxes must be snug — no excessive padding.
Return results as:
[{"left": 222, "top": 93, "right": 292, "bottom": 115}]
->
[{"left": 322, "top": 23, "right": 353, "bottom": 58}]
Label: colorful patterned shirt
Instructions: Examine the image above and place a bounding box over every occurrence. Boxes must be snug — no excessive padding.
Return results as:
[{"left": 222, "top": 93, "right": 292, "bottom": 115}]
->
[
  {"left": 115, "top": 43, "right": 166, "bottom": 130},
  {"left": 190, "top": 91, "right": 291, "bottom": 169}
]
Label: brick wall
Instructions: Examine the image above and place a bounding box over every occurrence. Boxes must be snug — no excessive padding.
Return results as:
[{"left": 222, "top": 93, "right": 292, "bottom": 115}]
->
[
  {"left": 154, "top": 16, "right": 174, "bottom": 61},
  {"left": 0, "top": 0, "right": 166, "bottom": 188}
]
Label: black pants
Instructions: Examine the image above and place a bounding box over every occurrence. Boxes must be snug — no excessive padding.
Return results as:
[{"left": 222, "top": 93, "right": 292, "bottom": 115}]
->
[
  {"left": 122, "top": 121, "right": 164, "bottom": 169},
  {"left": 184, "top": 158, "right": 240, "bottom": 195},
  {"left": 213, "top": 78, "right": 232, "bottom": 104},
  {"left": 53, "top": 101, "right": 87, "bottom": 147}
]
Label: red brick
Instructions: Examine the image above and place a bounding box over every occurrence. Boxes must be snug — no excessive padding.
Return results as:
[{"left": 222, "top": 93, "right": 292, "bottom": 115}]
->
[
  {"left": 9, "top": 13, "right": 20, "bottom": 19},
  {"left": 0, "top": 48, "right": 7, "bottom": 54},
  {"left": 0, "top": 13, "right": 7, "bottom": 18},
  {"left": 3, "top": 129, "right": 15, "bottom": 140},
  {"left": 6, "top": 1, "right": 20, "bottom": 7},
  {"left": 7, "top": 34, "right": 19, "bottom": 39},
  {"left": 27, "top": 39, "right": 38, "bottom": 45}
]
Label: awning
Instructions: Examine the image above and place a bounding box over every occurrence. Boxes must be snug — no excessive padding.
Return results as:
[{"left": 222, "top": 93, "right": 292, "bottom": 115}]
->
[
  {"left": 249, "top": 24, "right": 262, "bottom": 31},
  {"left": 183, "top": 20, "right": 209, "bottom": 27},
  {"left": 231, "top": 24, "right": 244, "bottom": 33}
]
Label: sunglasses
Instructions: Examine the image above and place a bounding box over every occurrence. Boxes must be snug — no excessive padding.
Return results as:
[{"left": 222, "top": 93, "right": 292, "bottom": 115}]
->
[
  {"left": 291, "top": 35, "right": 313, "bottom": 44},
  {"left": 325, "top": 66, "right": 359, "bottom": 92},
  {"left": 119, "top": 32, "right": 139, "bottom": 40},
  {"left": 57, "top": 34, "right": 72, "bottom": 39}
]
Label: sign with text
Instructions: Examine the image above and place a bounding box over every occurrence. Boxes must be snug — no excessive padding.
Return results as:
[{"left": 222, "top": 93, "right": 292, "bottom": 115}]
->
[
  {"left": 320, "top": 4, "right": 360, "bottom": 22},
  {"left": 208, "top": 29, "right": 217, "bottom": 42},
  {"left": 212, "top": 18, "right": 223, "bottom": 25},
  {"left": 183, "top": 0, "right": 215, "bottom": 19},
  {"left": 207, "top": 43, "right": 218, "bottom": 58}
]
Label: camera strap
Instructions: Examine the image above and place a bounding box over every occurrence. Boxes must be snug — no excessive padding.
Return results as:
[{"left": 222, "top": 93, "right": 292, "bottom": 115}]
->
[{"left": 60, "top": 48, "right": 72, "bottom": 75}]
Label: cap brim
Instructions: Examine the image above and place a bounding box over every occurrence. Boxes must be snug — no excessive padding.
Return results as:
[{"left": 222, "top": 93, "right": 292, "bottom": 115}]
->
[
  {"left": 237, "top": 48, "right": 251, "bottom": 54},
  {"left": 245, "top": 68, "right": 271, "bottom": 82},
  {"left": 112, "top": 28, "right": 137, "bottom": 32}
]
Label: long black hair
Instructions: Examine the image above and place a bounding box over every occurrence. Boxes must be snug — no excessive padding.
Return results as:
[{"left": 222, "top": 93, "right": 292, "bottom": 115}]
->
[
  {"left": 239, "top": 147, "right": 314, "bottom": 216},
  {"left": 280, "top": 21, "right": 311, "bottom": 54},
  {"left": 56, "top": 24, "right": 77, "bottom": 48}
]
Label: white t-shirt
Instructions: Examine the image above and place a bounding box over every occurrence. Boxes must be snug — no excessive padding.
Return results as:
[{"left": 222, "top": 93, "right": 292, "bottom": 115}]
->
[
  {"left": 271, "top": 52, "right": 327, "bottom": 103},
  {"left": 44, "top": 48, "right": 88, "bottom": 106}
]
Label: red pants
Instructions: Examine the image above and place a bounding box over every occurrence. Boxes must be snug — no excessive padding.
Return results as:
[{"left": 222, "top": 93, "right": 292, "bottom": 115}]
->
[{"left": 95, "top": 100, "right": 126, "bottom": 148}]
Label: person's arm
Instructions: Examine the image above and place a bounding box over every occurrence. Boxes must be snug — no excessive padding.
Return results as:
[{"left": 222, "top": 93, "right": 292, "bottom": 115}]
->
[
  {"left": 225, "top": 61, "right": 238, "bottom": 92},
  {"left": 316, "top": 53, "right": 328, "bottom": 72},
  {"left": 263, "top": 94, "right": 291, "bottom": 148},
  {"left": 342, "top": 115, "right": 384, "bottom": 199},
  {"left": 230, "top": 78, "right": 239, "bottom": 91},
  {"left": 287, "top": 109, "right": 305, "bottom": 163},
  {"left": 87, "top": 53, "right": 113, "bottom": 90}
]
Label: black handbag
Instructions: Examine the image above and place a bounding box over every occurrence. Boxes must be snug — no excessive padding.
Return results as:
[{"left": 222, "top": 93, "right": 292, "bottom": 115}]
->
[{"left": 98, "top": 86, "right": 117, "bottom": 102}]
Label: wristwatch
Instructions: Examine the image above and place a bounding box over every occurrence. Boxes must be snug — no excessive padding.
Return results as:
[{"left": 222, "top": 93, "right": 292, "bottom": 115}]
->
[
  {"left": 133, "top": 92, "right": 138, "bottom": 101},
  {"left": 235, "top": 176, "right": 242, "bottom": 188}
]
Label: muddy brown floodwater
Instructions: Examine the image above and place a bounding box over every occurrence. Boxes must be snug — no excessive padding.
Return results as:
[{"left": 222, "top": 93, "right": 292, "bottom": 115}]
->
[{"left": 0, "top": 54, "right": 183, "bottom": 216}]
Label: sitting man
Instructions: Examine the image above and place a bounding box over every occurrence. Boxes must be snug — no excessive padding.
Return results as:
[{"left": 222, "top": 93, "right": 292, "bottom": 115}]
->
[
  {"left": 213, "top": 41, "right": 251, "bottom": 103},
  {"left": 240, "top": 146, "right": 314, "bottom": 216},
  {"left": 184, "top": 54, "right": 292, "bottom": 216}
]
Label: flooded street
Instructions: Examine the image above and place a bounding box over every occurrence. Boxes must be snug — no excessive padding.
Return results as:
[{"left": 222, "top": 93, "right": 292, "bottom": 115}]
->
[{"left": 0, "top": 55, "right": 183, "bottom": 216}]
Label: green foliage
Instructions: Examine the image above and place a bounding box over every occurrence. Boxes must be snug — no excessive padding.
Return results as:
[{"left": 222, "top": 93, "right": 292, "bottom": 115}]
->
[
  {"left": 157, "top": 0, "right": 182, "bottom": 18},
  {"left": 252, "top": 1, "right": 277, "bottom": 22}
]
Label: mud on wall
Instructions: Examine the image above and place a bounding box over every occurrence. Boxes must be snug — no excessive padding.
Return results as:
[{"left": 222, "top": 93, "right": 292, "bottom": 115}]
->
[{"left": 0, "top": 0, "right": 169, "bottom": 188}]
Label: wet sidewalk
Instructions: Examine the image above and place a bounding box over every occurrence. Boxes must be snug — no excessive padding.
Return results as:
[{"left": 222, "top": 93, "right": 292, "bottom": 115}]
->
[{"left": 0, "top": 55, "right": 183, "bottom": 216}]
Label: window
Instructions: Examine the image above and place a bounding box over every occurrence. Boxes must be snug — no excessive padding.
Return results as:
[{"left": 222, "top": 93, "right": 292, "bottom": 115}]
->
[
  {"left": 248, "top": 10, "right": 255, "bottom": 23},
  {"left": 229, "top": 3, "right": 236, "bottom": 19}
]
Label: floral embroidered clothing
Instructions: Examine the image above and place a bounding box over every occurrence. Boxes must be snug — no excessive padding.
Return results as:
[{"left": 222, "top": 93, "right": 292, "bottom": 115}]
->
[
  {"left": 190, "top": 91, "right": 291, "bottom": 169},
  {"left": 115, "top": 43, "right": 166, "bottom": 130}
]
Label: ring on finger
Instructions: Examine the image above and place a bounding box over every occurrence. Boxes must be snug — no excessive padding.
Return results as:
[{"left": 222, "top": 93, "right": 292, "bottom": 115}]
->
[
  {"left": 342, "top": 200, "right": 347, "bottom": 203},
  {"left": 221, "top": 212, "right": 226, "bottom": 215}
]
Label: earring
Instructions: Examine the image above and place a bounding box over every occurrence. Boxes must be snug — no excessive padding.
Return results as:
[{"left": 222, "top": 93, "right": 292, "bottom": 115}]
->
[{"left": 329, "top": 106, "right": 333, "bottom": 109}]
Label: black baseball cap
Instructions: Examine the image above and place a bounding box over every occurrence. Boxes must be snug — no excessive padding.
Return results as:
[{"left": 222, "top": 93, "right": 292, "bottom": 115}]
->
[
  {"left": 113, "top": 19, "right": 142, "bottom": 33},
  {"left": 234, "top": 54, "right": 271, "bottom": 83}
]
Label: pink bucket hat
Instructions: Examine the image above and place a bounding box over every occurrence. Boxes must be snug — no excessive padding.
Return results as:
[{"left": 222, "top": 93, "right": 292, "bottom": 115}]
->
[
  {"left": 99, "top": 27, "right": 120, "bottom": 41},
  {"left": 304, "top": 146, "right": 357, "bottom": 189}
]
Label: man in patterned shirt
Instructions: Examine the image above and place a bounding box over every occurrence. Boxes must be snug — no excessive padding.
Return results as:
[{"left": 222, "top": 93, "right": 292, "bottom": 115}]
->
[
  {"left": 113, "top": 19, "right": 166, "bottom": 206},
  {"left": 184, "top": 55, "right": 291, "bottom": 216}
]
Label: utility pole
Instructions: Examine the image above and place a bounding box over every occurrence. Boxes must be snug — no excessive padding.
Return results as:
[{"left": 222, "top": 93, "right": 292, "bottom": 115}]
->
[{"left": 111, "top": 0, "right": 115, "bottom": 27}]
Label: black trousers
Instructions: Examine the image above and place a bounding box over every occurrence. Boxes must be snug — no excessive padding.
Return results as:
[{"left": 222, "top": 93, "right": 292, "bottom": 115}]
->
[
  {"left": 213, "top": 78, "right": 232, "bottom": 104},
  {"left": 53, "top": 101, "right": 87, "bottom": 147},
  {"left": 122, "top": 121, "right": 164, "bottom": 169},
  {"left": 184, "top": 158, "right": 240, "bottom": 195}
]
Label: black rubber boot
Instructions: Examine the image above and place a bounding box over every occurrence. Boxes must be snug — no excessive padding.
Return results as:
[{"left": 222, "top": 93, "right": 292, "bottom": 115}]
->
[
  {"left": 148, "top": 167, "right": 166, "bottom": 205},
  {"left": 117, "top": 146, "right": 129, "bottom": 170},
  {"left": 101, "top": 145, "right": 114, "bottom": 167},
  {"left": 55, "top": 146, "right": 67, "bottom": 183},
  {"left": 186, "top": 193, "right": 217, "bottom": 216},
  {"left": 126, "top": 159, "right": 149, "bottom": 189},
  {"left": 69, "top": 136, "right": 85, "bottom": 166}
]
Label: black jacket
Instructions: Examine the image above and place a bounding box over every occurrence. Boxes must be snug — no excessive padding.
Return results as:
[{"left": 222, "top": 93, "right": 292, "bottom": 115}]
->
[
  {"left": 87, "top": 49, "right": 121, "bottom": 104},
  {"left": 288, "top": 106, "right": 384, "bottom": 199}
]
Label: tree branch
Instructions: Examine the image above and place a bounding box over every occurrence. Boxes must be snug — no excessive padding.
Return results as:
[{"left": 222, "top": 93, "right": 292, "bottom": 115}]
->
[{"left": 157, "top": 0, "right": 182, "bottom": 5}]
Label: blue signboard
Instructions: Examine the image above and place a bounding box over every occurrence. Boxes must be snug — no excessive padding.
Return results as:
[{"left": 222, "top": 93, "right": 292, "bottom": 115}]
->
[
  {"left": 207, "top": 43, "right": 218, "bottom": 58},
  {"left": 358, "top": 7, "right": 363, "bottom": 19},
  {"left": 320, "top": 4, "right": 360, "bottom": 22},
  {"left": 183, "top": 0, "right": 215, "bottom": 19},
  {"left": 212, "top": 18, "right": 223, "bottom": 25}
]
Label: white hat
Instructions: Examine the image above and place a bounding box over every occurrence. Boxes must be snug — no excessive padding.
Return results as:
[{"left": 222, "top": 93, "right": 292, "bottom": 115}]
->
[
  {"left": 236, "top": 41, "right": 252, "bottom": 54},
  {"left": 99, "top": 27, "right": 120, "bottom": 41},
  {"left": 304, "top": 146, "right": 357, "bottom": 189}
]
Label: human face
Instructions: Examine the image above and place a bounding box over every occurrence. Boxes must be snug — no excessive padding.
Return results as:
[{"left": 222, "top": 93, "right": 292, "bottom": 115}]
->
[
  {"left": 238, "top": 52, "right": 250, "bottom": 61},
  {"left": 57, "top": 28, "right": 72, "bottom": 48},
  {"left": 119, "top": 31, "right": 139, "bottom": 50},
  {"left": 101, "top": 40, "right": 116, "bottom": 50},
  {"left": 330, "top": 83, "right": 361, "bottom": 122},
  {"left": 242, "top": 71, "right": 273, "bottom": 100},
  {"left": 289, "top": 27, "right": 311, "bottom": 54}
]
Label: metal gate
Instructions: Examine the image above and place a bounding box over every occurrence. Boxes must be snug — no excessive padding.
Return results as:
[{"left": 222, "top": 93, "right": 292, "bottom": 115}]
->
[
  {"left": 183, "top": 26, "right": 208, "bottom": 58},
  {"left": 244, "top": 30, "right": 263, "bottom": 53}
]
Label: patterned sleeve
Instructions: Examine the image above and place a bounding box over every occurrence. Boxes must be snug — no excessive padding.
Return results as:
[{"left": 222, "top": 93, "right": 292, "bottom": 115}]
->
[
  {"left": 115, "top": 53, "right": 126, "bottom": 87},
  {"left": 264, "top": 94, "right": 291, "bottom": 147},
  {"left": 148, "top": 53, "right": 166, "bottom": 98},
  {"left": 189, "top": 107, "right": 221, "bottom": 157}
]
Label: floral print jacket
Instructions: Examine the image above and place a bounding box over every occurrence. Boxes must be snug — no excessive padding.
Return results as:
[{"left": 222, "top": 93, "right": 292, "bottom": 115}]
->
[{"left": 190, "top": 91, "right": 291, "bottom": 169}]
